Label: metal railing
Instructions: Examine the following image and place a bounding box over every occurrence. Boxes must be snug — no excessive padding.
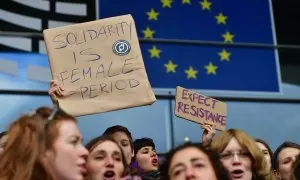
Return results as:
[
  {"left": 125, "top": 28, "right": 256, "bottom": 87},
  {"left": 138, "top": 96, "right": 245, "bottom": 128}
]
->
[{"left": 2, "top": 30, "right": 300, "bottom": 50}]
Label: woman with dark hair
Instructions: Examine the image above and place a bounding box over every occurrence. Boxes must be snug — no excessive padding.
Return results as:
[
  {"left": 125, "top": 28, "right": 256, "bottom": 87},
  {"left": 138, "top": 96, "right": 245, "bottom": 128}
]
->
[
  {"left": 133, "top": 137, "right": 160, "bottom": 180},
  {"left": 103, "top": 126, "right": 145, "bottom": 179},
  {"left": 103, "top": 125, "right": 134, "bottom": 166},
  {"left": 272, "top": 141, "right": 300, "bottom": 180},
  {"left": 0, "top": 131, "right": 7, "bottom": 153},
  {"left": 0, "top": 106, "right": 88, "bottom": 180},
  {"left": 256, "top": 139, "right": 273, "bottom": 172},
  {"left": 85, "top": 135, "right": 128, "bottom": 180},
  {"left": 160, "top": 142, "right": 230, "bottom": 180}
]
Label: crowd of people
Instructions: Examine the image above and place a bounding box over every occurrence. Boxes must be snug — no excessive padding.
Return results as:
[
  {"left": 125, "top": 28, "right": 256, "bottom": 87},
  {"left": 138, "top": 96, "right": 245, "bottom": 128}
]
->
[{"left": 0, "top": 83, "right": 299, "bottom": 180}]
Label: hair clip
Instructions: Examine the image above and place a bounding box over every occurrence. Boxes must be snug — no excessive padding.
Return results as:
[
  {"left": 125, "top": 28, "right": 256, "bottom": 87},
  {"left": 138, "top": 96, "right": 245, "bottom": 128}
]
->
[{"left": 48, "top": 106, "right": 59, "bottom": 121}]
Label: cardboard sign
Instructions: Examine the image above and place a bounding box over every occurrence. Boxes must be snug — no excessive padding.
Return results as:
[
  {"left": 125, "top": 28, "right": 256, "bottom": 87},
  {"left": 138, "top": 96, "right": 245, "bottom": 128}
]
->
[
  {"left": 43, "top": 14, "right": 156, "bottom": 116},
  {"left": 175, "top": 86, "right": 226, "bottom": 131}
]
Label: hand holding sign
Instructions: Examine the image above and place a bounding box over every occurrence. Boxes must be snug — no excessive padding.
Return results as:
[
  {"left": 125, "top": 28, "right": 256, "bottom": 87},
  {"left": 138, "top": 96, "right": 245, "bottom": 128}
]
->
[
  {"left": 48, "top": 80, "right": 64, "bottom": 103},
  {"left": 175, "top": 86, "right": 227, "bottom": 131},
  {"left": 43, "top": 15, "right": 156, "bottom": 116},
  {"left": 201, "top": 123, "right": 216, "bottom": 146}
]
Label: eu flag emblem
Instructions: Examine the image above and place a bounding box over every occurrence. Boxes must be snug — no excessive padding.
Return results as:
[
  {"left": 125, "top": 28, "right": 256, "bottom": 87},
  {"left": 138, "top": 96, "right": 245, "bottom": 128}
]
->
[{"left": 99, "top": 0, "right": 281, "bottom": 93}]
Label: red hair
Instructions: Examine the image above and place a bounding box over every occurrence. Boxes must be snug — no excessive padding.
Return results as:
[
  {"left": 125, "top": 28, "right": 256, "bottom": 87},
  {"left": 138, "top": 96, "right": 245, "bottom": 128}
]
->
[{"left": 0, "top": 106, "right": 76, "bottom": 180}]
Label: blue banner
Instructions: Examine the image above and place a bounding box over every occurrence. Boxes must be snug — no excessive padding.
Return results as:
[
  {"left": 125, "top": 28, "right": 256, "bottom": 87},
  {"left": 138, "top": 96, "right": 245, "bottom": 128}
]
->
[{"left": 98, "top": 0, "right": 281, "bottom": 93}]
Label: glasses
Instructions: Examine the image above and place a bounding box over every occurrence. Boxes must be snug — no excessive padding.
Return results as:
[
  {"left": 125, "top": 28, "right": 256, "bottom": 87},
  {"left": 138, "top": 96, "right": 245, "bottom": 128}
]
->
[{"left": 220, "top": 151, "right": 250, "bottom": 160}]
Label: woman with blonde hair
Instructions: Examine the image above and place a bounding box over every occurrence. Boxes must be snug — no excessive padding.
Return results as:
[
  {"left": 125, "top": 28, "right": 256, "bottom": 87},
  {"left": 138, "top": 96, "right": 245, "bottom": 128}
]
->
[
  {"left": 0, "top": 106, "right": 88, "bottom": 180},
  {"left": 210, "top": 129, "right": 275, "bottom": 180}
]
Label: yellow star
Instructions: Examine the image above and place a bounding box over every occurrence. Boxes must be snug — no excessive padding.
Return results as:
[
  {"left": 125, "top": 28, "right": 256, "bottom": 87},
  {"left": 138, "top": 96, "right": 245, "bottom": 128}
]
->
[
  {"left": 164, "top": 60, "right": 178, "bottom": 73},
  {"left": 205, "top": 62, "right": 218, "bottom": 75},
  {"left": 185, "top": 66, "right": 198, "bottom": 79},
  {"left": 182, "top": 0, "right": 191, "bottom": 5},
  {"left": 215, "top": 13, "right": 227, "bottom": 25},
  {"left": 218, "top": 49, "right": 231, "bottom": 61},
  {"left": 222, "top": 31, "right": 234, "bottom": 43},
  {"left": 142, "top": 27, "right": 155, "bottom": 39},
  {"left": 161, "top": 0, "right": 173, "bottom": 8},
  {"left": 200, "top": 0, "right": 212, "bottom": 10},
  {"left": 148, "top": 46, "right": 162, "bottom": 59},
  {"left": 146, "top": 8, "right": 159, "bottom": 21}
]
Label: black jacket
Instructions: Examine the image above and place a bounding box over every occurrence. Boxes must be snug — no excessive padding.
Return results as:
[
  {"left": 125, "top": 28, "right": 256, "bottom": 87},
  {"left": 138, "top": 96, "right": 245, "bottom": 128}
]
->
[{"left": 141, "top": 170, "right": 161, "bottom": 180}]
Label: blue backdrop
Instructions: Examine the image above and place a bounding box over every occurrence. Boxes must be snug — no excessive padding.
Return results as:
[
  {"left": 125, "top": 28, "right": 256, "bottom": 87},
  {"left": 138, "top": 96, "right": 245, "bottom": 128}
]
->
[{"left": 99, "top": 0, "right": 281, "bottom": 93}]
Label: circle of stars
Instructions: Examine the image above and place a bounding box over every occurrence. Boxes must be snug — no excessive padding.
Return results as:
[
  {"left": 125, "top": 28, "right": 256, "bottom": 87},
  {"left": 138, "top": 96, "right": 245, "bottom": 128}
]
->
[{"left": 143, "top": 0, "right": 235, "bottom": 80}]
